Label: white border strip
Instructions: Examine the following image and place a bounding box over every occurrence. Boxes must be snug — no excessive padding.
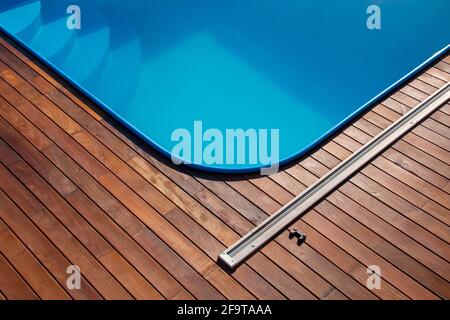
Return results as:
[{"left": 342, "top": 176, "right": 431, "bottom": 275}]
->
[{"left": 219, "top": 82, "right": 450, "bottom": 269}]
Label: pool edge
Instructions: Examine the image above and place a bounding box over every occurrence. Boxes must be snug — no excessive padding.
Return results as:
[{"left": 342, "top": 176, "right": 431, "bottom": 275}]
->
[{"left": 1, "top": 26, "right": 448, "bottom": 174}]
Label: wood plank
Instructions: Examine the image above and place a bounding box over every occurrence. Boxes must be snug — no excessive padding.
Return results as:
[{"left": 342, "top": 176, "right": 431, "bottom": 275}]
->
[
  {"left": 350, "top": 173, "right": 450, "bottom": 241},
  {"left": 0, "top": 44, "right": 38, "bottom": 81},
  {"left": 132, "top": 229, "right": 224, "bottom": 300},
  {"left": 245, "top": 174, "right": 293, "bottom": 205},
  {"left": 195, "top": 178, "right": 381, "bottom": 299},
  {"left": 418, "top": 73, "right": 447, "bottom": 89},
  {"left": 207, "top": 168, "right": 442, "bottom": 300},
  {"left": 403, "top": 132, "right": 450, "bottom": 166},
  {"left": 303, "top": 155, "right": 450, "bottom": 249},
  {"left": 0, "top": 251, "right": 38, "bottom": 300},
  {"left": 0, "top": 73, "right": 251, "bottom": 298},
  {"left": 326, "top": 119, "right": 450, "bottom": 225},
  {"left": 32, "top": 144, "right": 223, "bottom": 298},
  {"left": 2, "top": 58, "right": 338, "bottom": 298},
  {"left": 288, "top": 188, "right": 445, "bottom": 296},
  {"left": 373, "top": 156, "right": 450, "bottom": 209},
  {"left": 165, "top": 207, "right": 312, "bottom": 299},
  {"left": 0, "top": 152, "right": 134, "bottom": 299},
  {"left": 326, "top": 135, "right": 449, "bottom": 224},
  {"left": 313, "top": 199, "right": 449, "bottom": 299},
  {"left": 253, "top": 152, "right": 450, "bottom": 282},
  {"left": 0, "top": 32, "right": 448, "bottom": 300},
  {"left": 380, "top": 97, "right": 449, "bottom": 148},
  {"left": 333, "top": 132, "right": 450, "bottom": 208},
  {"left": 195, "top": 178, "right": 378, "bottom": 298},
  {"left": 0, "top": 136, "right": 162, "bottom": 299},
  {"left": 0, "top": 73, "right": 262, "bottom": 299},
  {"left": 353, "top": 118, "right": 449, "bottom": 186},
  {"left": 197, "top": 174, "right": 377, "bottom": 299},
  {"left": 339, "top": 181, "right": 449, "bottom": 261},
  {"left": 299, "top": 211, "right": 438, "bottom": 299},
  {"left": 200, "top": 162, "right": 432, "bottom": 300},
  {"left": 281, "top": 221, "right": 403, "bottom": 300},
  {"left": 435, "top": 61, "right": 450, "bottom": 74},
  {"left": 284, "top": 161, "right": 445, "bottom": 293},
  {"left": 427, "top": 67, "right": 450, "bottom": 82},
  {"left": 0, "top": 55, "right": 338, "bottom": 302},
  {"left": 0, "top": 177, "right": 107, "bottom": 299},
  {"left": 423, "top": 117, "right": 450, "bottom": 137},
  {"left": 0, "top": 113, "right": 186, "bottom": 299},
  {"left": 66, "top": 189, "right": 185, "bottom": 299},
  {"left": 224, "top": 168, "right": 446, "bottom": 300},
  {"left": 0, "top": 211, "right": 70, "bottom": 300},
  {"left": 431, "top": 110, "right": 450, "bottom": 127},
  {"left": 172, "top": 290, "right": 195, "bottom": 301},
  {"left": 304, "top": 144, "right": 450, "bottom": 277},
  {"left": 392, "top": 140, "right": 449, "bottom": 181}
]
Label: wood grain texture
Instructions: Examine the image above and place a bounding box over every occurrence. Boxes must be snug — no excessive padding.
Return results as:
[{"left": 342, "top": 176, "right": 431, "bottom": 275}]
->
[{"left": 0, "top": 32, "right": 449, "bottom": 300}]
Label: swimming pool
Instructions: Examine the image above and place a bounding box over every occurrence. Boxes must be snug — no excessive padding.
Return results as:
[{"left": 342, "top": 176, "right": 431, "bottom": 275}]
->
[{"left": 1, "top": 0, "right": 449, "bottom": 172}]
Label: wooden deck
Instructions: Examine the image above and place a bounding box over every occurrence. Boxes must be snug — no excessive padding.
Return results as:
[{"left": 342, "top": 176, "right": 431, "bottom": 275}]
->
[{"left": 0, "top": 32, "right": 449, "bottom": 300}]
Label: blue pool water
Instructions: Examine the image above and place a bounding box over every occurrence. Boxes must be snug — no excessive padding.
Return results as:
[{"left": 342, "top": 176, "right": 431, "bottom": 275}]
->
[{"left": 1, "top": 0, "right": 449, "bottom": 172}]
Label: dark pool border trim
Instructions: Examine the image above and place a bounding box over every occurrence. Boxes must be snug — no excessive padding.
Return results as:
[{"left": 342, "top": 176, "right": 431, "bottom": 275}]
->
[
  {"left": 0, "top": 26, "right": 448, "bottom": 173},
  {"left": 219, "top": 83, "right": 450, "bottom": 269}
]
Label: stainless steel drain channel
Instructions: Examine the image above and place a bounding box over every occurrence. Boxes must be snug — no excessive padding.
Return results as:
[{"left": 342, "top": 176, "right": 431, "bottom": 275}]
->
[{"left": 219, "top": 82, "right": 450, "bottom": 269}]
